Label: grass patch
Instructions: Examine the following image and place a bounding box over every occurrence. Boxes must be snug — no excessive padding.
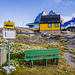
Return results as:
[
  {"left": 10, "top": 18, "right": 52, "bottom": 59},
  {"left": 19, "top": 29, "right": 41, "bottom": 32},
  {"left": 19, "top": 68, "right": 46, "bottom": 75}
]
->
[
  {"left": 0, "top": 36, "right": 75, "bottom": 75},
  {"left": 8, "top": 59, "right": 75, "bottom": 75},
  {"left": 70, "top": 48, "right": 75, "bottom": 55},
  {"left": 71, "top": 55, "right": 75, "bottom": 58}
]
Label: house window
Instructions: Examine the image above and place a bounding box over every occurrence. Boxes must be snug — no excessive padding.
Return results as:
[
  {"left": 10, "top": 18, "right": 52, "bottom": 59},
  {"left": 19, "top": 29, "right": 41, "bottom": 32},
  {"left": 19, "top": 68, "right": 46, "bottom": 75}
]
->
[
  {"left": 55, "top": 23, "right": 59, "bottom": 27},
  {"left": 48, "top": 24, "right": 52, "bottom": 27}
]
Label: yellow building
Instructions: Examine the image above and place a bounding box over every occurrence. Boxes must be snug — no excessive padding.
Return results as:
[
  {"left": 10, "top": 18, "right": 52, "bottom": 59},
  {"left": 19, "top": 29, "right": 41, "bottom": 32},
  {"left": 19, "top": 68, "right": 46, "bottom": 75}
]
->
[
  {"left": 26, "top": 10, "right": 61, "bottom": 34},
  {"left": 40, "top": 23, "right": 60, "bottom": 30},
  {"left": 40, "top": 15, "right": 61, "bottom": 34}
]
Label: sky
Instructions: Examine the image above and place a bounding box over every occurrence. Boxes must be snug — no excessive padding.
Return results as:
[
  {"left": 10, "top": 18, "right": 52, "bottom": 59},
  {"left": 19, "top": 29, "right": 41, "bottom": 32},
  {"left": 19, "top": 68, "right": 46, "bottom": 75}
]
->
[{"left": 0, "top": 0, "right": 75, "bottom": 27}]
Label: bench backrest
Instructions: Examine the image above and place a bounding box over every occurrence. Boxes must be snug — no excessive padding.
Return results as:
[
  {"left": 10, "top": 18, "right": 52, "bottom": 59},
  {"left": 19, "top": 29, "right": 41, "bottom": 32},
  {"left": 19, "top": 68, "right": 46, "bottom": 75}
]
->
[{"left": 24, "top": 49, "right": 59, "bottom": 57}]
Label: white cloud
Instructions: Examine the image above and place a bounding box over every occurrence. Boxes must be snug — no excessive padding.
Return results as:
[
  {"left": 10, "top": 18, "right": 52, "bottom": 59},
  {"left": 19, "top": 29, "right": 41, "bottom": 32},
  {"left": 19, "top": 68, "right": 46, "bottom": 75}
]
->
[
  {"left": 62, "top": 16, "right": 72, "bottom": 22},
  {"left": 61, "top": 13, "right": 75, "bottom": 22},
  {"left": 45, "top": 0, "right": 75, "bottom": 5},
  {"left": 46, "top": 0, "right": 62, "bottom": 4},
  {"left": 72, "top": 13, "right": 75, "bottom": 17},
  {"left": 62, "top": 1, "right": 75, "bottom": 6},
  {"left": 50, "top": 0, "right": 62, "bottom": 3}
]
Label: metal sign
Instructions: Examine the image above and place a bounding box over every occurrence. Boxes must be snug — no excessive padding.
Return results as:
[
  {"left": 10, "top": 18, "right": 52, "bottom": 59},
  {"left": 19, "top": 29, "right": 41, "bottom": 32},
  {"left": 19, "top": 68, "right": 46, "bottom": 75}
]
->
[
  {"left": 2, "top": 21, "right": 16, "bottom": 73},
  {"left": 3, "top": 30, "right": 16, "bottom": 39},
  {"left": 4, "top": 22, "right": 14, "bottom": 29}
]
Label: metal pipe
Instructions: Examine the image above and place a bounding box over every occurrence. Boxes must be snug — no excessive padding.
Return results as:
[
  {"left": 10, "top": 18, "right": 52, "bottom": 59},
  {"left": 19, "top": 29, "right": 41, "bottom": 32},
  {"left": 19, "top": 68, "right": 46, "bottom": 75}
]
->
[{"left": 8, "top": 28, "right": 10, "bottom": 67}]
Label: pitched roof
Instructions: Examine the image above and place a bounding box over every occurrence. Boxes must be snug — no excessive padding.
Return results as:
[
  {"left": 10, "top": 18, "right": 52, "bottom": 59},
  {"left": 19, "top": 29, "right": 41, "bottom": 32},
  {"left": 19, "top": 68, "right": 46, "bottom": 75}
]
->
[{"left": 40, "top": 15, "right": 60, "bottom": 23}]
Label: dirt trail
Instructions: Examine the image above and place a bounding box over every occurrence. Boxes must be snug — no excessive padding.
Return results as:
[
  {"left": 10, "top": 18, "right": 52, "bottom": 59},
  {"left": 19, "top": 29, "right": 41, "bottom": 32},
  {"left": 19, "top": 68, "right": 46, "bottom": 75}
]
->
[
  {"left": 64, "top": 44, "right": 75, "bottom": 67},
  {"left": 64, "top": 52, "right": 75, "bottom": 67}
]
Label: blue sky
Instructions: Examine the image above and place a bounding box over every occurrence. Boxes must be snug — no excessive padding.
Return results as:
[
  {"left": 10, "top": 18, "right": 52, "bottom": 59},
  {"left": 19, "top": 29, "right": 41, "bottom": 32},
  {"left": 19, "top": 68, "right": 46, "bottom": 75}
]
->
[{"left": 0, "top": 0, "right": 75, "bottom": 27}]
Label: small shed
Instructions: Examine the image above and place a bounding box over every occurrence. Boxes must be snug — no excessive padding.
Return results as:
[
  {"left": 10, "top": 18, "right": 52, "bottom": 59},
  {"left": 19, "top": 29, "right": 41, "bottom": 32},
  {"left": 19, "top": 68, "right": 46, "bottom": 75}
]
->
[{"left": 0, "top": 47, "right": 7, "bottom": 67}]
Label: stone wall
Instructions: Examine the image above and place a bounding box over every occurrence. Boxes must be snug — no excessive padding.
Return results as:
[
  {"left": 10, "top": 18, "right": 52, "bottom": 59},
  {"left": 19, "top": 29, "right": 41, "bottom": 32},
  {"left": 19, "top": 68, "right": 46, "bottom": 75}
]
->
[{"left": 40, "top": 30, "right": 61, "bottom": 35}]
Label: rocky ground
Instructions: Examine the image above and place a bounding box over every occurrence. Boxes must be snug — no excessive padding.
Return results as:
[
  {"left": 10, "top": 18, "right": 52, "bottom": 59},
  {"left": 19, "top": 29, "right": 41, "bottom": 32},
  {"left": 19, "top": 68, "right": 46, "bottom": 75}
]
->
[
  {"left": 0, "top": 29, "right": 75, "bottom": 75},
  {"left": 0, "top": 27, "right": 34, "bottom": 34}
]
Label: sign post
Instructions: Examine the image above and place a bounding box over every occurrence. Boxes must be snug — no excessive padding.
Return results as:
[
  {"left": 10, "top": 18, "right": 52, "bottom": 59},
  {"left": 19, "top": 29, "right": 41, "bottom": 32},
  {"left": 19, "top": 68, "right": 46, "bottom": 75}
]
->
[
  {"left": 8, "top": 29, "right": 10, "bottom": 68},
  {"left": 2, "top": 21, "right": 16, "bottom": 74}
]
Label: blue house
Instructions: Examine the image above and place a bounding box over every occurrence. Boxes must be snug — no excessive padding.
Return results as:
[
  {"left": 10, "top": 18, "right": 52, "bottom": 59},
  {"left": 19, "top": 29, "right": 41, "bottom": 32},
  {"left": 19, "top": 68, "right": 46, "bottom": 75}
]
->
[
  {"left": 26, "top": 11, "right": 47, "bottom": 29},
  {"left": 61, "top": 18, "right": 75, "bottom": 32},
  {"left": 26, "top": 10, "right": 58, "bottom": 31}
]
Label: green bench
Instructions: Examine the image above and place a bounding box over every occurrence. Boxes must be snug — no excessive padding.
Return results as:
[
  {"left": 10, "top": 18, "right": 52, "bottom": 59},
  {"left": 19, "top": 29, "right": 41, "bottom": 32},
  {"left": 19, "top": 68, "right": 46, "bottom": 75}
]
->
[{"left": 24, "top": 49, "right": 63, "bottom": 68}]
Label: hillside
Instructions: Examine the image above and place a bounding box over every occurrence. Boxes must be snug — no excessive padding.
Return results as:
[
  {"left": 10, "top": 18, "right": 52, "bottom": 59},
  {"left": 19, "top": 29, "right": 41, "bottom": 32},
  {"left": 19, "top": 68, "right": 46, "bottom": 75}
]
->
[{"left": 0, "top": 27, "right": 34, "bottom": 33}]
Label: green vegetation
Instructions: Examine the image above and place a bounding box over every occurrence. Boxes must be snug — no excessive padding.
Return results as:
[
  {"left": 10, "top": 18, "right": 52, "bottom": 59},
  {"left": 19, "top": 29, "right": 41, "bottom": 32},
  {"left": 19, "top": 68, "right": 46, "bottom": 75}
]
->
[
  {"left": 71, "top": 55, "right": 75, "bottom": 58},
  {"left": 70, "top": 48, "right": 75, "bottom": 59},
  {"left": 0, "top": 34, "right": 75, "bottom": 75},
  {"left": 70, "top": 48, "right": 75, "bottom": 55},
  {"left": 0, "top": 34, "right": 2, "bottom": 36}
]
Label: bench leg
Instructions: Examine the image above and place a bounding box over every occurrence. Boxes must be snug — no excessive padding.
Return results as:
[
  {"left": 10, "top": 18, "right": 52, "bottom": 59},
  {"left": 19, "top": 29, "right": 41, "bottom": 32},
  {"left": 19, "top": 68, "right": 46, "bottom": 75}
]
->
[
  {"left": 44, "top": 59, "right": 47, "bottom": 66},
  {"left": 56, "top": 58, "right": 59, "bottom": 65},
  {"left": 53, "top": 58, "right": 55, "bottom": 63},
  {"left": 30, "top": 60, "right": 33, "bottom": 68},
  {"left": 53, "top": 55, "right": 55, "bottom": 63}
]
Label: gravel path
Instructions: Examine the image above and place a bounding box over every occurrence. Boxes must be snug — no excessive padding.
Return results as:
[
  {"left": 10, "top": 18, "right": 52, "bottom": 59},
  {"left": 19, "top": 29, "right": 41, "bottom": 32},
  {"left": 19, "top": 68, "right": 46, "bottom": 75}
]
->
[
  {"left": 64, "top": 44, "right": 75, "bottom": 67},
  {"left": 64, "top": 52, "right": 75, "bottom": 67}
]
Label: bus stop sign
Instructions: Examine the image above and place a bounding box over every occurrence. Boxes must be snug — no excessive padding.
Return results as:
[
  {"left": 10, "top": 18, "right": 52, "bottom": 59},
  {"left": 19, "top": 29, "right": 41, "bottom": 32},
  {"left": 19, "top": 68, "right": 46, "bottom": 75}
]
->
[{"left": 4, "top": 22, "right": 14, "bottom": 29}]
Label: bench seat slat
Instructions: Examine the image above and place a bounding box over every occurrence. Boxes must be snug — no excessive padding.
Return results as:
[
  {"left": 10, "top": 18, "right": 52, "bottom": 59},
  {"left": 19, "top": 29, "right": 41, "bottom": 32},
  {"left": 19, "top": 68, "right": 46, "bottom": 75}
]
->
[
  {"left": 25, "top": 53, "right": 59, "bottom": 57},
  {"left": 25, "top": 51, "right": 59, "bottom": 54},
  {"left": 24, "top": 55, "right": 63, "bottom": 61},
  {"left": 25, "top": 49, "right": 59, "bottom": 53},
  {"left": 24, "top": 49, "right": 59, "bottom": 57}
]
